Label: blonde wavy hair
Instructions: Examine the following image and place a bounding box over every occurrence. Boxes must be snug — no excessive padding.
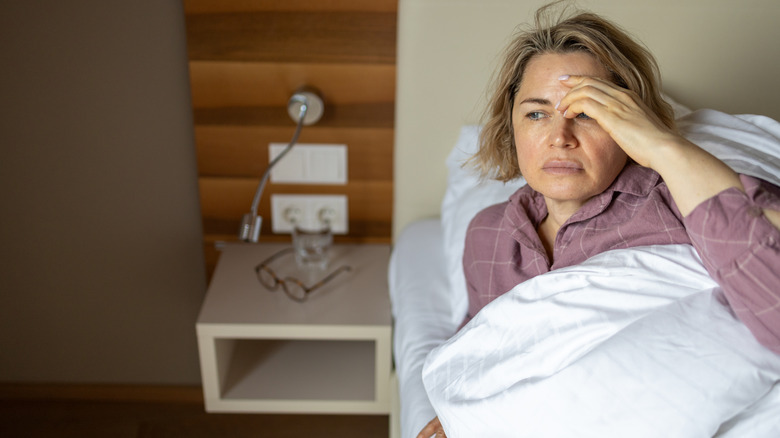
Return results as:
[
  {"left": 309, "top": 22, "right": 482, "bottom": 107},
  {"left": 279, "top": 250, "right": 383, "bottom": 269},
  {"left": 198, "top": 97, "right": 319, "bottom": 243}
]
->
[{"left": 471, "top": 1, "right": 675, "bottom": 182}]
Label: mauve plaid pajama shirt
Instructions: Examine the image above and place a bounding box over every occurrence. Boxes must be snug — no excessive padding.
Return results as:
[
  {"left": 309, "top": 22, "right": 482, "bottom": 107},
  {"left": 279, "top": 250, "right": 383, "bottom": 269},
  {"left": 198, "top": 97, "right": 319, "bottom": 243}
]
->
[{"left": 463, "top": 164, "right": 780, "bottom": 352}]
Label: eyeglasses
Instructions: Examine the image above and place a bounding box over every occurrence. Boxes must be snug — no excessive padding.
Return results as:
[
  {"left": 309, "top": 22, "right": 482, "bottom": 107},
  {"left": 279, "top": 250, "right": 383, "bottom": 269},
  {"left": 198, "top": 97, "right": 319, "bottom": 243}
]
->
[{"left": 254, "top": 248, "right": 352, "bottom": 302}]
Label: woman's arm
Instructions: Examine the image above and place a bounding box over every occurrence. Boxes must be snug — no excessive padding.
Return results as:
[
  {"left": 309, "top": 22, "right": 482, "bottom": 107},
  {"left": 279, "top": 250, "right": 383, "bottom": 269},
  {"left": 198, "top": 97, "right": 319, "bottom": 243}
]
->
[
  {"left": 681, "top": 175, "right": 780, "bottom": 351},
  {"left": 557, "top": 75, "right": 780, "bottom": 352}
]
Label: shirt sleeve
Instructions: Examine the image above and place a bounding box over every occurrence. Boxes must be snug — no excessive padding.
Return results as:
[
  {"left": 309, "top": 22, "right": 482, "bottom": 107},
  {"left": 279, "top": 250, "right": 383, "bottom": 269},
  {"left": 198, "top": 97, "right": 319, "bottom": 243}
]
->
[
  {"left": 461, "top": 212, "right": 493, "bottom": 327},
  {"left": 460, "top": 200, "right": 517, "bottom": 327},
  {"left": 461, "top": 221, "right": 478, "bottom": 326},
  {"left": 683, "top": 174, "right": 780, "bottom": 353}
]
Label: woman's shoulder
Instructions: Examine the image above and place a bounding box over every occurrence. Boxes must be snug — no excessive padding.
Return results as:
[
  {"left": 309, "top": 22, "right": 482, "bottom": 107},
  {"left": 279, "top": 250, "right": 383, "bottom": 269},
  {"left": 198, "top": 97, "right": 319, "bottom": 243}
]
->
[
  {"left": 470, "top": 200, "right": 510, "bottom": 226},
  {"left": 468, "top": 185, "right": 537, "bottom": 230}
]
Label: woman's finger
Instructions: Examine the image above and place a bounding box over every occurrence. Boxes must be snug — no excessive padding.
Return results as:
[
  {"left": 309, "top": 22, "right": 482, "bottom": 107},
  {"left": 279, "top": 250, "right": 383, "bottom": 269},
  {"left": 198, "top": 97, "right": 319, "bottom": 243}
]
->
[
  {"left": 556, "top": 75, "right": 637, "bottom": 120},
  {"left": 417, "top": 417, "right": 443, "bottom": 438}
]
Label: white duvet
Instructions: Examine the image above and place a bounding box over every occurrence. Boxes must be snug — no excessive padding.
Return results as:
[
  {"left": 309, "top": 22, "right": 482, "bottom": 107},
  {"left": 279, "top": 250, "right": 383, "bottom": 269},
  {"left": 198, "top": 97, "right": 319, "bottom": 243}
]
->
[{"left": 422, "top": 244, "right": 780, "bottom": 438}]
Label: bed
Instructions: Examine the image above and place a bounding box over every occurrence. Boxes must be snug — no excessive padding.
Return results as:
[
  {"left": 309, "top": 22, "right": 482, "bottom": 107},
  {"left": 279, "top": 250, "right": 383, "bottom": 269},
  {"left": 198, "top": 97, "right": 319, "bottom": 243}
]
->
[{"left": 389, "top": 1, "right": 780, "bottom": 437}]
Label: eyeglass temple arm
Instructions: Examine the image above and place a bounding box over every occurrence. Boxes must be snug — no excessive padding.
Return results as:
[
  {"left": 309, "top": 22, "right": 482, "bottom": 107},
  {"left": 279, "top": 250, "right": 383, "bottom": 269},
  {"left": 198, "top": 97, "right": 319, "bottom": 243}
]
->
[{"left": 296, "top": 265, "right": 353, "bottom": 292}]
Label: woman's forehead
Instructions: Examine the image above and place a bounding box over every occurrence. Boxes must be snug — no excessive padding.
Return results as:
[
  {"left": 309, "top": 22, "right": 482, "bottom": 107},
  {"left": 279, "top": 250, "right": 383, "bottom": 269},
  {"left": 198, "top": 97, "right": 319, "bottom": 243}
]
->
[{"left": 515, "top": 52, "right": 609, "bottom": 98}]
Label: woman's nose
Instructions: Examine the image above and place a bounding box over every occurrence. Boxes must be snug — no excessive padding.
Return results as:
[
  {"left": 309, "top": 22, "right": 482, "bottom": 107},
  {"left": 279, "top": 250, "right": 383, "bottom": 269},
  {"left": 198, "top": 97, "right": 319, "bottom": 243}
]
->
[{"left": 549, "top": 116, "right": 578, "bottom": 148}]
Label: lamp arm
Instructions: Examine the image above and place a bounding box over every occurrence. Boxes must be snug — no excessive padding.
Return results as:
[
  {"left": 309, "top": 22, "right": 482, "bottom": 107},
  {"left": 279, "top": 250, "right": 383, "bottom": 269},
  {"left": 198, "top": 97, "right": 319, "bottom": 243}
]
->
[
  {"left": 239, "top": 88, "right": 324, "bottom": 243},
  {"left": 248, "top": 102, "right": 308, "bottom": 216},
  {"left": 238, "top": 103, "right": 309, "bottom": 243}
]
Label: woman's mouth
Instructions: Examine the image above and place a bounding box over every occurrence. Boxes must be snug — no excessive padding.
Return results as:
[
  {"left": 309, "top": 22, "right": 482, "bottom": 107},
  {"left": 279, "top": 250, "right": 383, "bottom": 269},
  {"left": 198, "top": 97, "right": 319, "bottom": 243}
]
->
[{"left": 542, "top": 160, "right": 583, "bottom": 175}]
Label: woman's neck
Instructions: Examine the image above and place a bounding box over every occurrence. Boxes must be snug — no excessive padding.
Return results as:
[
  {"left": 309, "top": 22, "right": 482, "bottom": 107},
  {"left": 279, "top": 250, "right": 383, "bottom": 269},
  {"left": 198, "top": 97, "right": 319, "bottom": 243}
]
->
[{"left": 537, "top": 198, "right": 585, "bottom": 262}]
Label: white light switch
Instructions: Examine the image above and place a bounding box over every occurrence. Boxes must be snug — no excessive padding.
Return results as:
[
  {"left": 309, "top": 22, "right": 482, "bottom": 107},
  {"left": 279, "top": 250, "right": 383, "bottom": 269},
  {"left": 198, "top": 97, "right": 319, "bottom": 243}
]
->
[{"left": 269, "top": 143, "right": 347, "bottom": 184}]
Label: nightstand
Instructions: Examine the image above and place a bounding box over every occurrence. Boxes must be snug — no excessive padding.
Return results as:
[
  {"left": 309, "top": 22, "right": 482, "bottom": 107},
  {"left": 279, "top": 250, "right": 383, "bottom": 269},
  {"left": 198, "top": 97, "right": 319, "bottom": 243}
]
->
[{"left": 196, "top": 242, "right": 392, "bottom": 415}]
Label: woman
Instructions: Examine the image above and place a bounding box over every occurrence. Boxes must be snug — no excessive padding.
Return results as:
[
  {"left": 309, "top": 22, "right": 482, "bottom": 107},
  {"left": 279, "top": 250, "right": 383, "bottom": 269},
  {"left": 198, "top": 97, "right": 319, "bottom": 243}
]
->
[{"left": 419, "top": 2, "right": 780, "bottom": 437}]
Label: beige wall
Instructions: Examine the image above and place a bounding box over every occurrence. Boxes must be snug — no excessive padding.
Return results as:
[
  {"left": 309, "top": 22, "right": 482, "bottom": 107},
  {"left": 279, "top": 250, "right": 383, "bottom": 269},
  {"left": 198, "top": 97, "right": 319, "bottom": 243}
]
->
[
  {"left": 393, "top": 0, "right": 780, "bottom": 238},
  {"left": 0, "top": 1, "right": 206, "bottom": 384}
]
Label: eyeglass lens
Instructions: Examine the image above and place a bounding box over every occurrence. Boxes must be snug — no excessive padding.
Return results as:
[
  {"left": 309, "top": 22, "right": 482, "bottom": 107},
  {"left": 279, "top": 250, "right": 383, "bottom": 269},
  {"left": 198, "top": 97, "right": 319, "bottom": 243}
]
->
[
  {"left": 281, "top": 280, "right": 307, "bottom": 302},
  {"left": 257, "top": 267, "right": 278, "bottom": 290}
]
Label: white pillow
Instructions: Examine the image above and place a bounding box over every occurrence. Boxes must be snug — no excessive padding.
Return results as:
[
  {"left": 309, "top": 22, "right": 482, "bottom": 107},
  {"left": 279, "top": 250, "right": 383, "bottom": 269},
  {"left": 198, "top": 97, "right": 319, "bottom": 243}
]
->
[
  {"left": 440, "top": 126, "right": 525, "bottom": 326},
  {"left": 663, "top": 92, "right": 693, "bottom": 119},
  {"left": 678, "top": 110, "right": 780, "bottom": 186}
]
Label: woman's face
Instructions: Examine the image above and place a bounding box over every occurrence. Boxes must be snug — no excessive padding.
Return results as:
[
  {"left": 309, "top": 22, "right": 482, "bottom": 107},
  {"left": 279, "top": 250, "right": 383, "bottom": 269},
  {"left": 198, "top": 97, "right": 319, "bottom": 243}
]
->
[{"left": 512, "top": 52, "right": 628, "bottom": 213}]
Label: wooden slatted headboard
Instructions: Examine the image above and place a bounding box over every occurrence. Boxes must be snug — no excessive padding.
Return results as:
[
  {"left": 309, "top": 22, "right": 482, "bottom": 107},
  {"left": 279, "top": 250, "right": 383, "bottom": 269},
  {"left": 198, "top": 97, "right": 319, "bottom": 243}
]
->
[{"left": 183, "top": 0, "right": 398, "bottom": 278}]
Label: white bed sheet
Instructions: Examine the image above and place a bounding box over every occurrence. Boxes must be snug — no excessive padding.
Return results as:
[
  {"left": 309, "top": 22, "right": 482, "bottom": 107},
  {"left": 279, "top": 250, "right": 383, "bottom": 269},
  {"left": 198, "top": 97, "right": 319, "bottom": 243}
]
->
[
  {"left": 390, "top": 219, "right": 458, "bottom": 438},
  {"left": 422, "top": 244, "right": 780, "bottom": 438}
]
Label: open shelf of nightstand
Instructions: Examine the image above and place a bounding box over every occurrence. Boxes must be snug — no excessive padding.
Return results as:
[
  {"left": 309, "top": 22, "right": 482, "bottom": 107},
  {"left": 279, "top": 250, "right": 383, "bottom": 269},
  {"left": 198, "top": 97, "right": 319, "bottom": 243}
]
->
[{"left": 221, "top": 339, "right": 376, "bottom": 401}]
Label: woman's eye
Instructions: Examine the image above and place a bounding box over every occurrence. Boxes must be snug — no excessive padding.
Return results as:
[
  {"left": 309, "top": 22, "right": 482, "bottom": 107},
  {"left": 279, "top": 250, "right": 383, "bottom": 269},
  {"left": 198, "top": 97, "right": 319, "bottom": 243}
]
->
[
  {"left": 576, "top": 112, "right": 592, "bottom": 120},
  {"left": 526, "top": 111, "right": 546, "bottom": 120}
]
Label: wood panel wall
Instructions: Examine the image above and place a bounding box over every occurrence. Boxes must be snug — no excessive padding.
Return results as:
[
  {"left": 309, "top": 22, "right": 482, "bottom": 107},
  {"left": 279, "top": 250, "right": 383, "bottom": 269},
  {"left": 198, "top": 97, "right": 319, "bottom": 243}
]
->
[{"left": 183, "top": 0, "right": 397, "bottom": 277}]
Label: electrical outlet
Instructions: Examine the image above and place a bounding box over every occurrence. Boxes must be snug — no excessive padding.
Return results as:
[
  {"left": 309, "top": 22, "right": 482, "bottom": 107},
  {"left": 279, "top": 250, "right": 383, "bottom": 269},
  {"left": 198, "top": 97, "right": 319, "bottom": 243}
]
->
[{"left": 271, "top": 194, "right": 348, "bottom": 234}]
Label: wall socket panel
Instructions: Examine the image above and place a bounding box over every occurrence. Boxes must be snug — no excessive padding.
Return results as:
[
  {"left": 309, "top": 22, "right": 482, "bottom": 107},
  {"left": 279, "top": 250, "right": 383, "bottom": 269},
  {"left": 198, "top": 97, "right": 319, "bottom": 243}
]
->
[
  {"left": 271, "top": 194, "right": 348, "bottom": 234},
  {"left": 269, "top": 143, "right": 347, "bottom": 184}
]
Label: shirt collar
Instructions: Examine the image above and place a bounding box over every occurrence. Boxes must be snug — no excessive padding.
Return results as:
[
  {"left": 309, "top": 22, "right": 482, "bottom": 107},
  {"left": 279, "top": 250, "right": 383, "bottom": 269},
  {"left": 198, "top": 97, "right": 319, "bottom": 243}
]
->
[
  {"left": 508, "top": 163, "right": 662, "bottom": 227},
  {"left": 607, "top": 164, "right": 662, "bottom": 198}
]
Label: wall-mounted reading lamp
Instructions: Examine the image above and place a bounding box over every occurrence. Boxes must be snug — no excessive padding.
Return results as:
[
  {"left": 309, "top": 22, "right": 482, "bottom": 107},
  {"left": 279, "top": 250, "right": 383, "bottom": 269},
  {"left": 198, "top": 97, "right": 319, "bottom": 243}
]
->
[{"left": 239, "top": 88, "right": 325, "bottom": 243}]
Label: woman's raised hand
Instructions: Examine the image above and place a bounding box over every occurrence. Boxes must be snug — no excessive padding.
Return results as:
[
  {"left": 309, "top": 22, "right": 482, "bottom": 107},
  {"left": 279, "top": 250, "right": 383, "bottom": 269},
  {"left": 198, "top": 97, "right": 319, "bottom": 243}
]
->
[
  {"left": 555, "top": 74, "right": 680, "bottom": 170},
  {"left": 556, "top": 74, "right": 745, "bottom": 217}
]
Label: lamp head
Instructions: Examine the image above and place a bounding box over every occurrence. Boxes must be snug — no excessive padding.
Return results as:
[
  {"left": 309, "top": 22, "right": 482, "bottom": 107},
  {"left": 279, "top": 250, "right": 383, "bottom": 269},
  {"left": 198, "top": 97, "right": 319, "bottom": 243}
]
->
[
  {"left": 287, "top": 90, "right": 324, "bottom": 126},
  {"left": 239, "top": 213, "right": 262, "bottom": 243}
]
